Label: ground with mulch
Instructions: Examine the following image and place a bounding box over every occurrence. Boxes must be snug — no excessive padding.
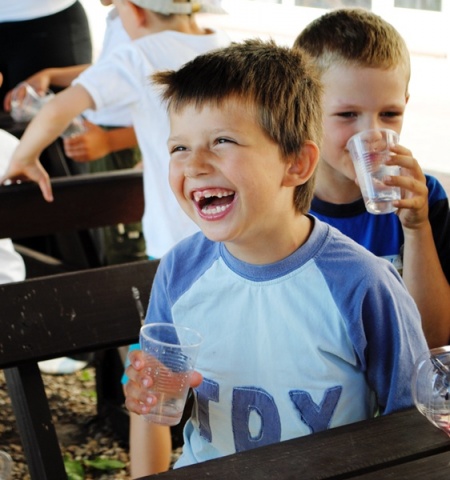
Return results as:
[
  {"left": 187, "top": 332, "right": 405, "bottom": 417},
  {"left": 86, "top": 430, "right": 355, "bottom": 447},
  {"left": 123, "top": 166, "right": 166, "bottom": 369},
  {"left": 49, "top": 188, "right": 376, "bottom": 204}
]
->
[{"left": 0, "top": 367, "right": 181, "bottom": 479}]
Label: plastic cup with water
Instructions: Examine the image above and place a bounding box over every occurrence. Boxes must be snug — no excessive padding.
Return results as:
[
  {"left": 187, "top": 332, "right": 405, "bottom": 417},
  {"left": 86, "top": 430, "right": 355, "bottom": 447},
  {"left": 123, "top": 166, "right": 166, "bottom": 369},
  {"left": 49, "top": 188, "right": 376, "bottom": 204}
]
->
[
  {"left": 10, "top": 82, "right": 86, "bottom": 138},
  {"left": 10, "top": 82, "right": 55, "bottom": 122},
  {"left": 0, "top": 450, "right": 12, "bottom": 480},
  {"left": 139, "top": 323, "right": 202, "bottom": 426},
  {"left": 412, "top": 346, "right": 450, "bottom": 437},
  {"left": 346, "top": 128, "right": 400, "bottom": 215}
]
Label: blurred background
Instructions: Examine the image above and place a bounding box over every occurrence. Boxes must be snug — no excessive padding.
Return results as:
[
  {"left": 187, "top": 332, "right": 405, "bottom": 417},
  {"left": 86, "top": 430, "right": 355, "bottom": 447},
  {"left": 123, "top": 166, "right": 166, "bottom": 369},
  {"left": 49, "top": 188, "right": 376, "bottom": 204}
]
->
[{"left": 80, "top": 0, "right": 450, "bottom": 174}]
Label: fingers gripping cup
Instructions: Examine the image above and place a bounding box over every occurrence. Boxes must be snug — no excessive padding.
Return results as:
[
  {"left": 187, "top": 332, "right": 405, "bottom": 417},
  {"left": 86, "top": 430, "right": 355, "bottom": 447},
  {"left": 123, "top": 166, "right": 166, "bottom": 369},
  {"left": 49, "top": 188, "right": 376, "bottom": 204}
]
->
[
  {"left": 346, "top": 128, "right": 401, "bottom": 215},
  {"left": 10, "top": 82, "right": 86, "bottom": 138},
  {"left": 140, "top": 323, "right": 202, "bottom": 426},
  {"left": 10, "top": 82, "right": 54, "bottom": 122}
]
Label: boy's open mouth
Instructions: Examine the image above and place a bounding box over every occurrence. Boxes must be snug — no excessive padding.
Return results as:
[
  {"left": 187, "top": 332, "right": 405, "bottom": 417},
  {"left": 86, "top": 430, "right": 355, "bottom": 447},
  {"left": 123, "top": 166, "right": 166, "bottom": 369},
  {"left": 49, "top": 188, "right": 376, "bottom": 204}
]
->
[{"left": 192, "top": 188, "right": 235, "bottom": 215}]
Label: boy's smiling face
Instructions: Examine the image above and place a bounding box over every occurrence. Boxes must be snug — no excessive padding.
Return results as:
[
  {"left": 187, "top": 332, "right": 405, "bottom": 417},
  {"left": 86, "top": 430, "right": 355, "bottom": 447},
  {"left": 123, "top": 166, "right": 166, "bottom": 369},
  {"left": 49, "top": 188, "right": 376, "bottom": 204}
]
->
[
  {"left": 168, "top": 97, "right": 314, "bottom": 263},
  {"left": 316, "top": 63, "right": 409, "bottom": 203}
]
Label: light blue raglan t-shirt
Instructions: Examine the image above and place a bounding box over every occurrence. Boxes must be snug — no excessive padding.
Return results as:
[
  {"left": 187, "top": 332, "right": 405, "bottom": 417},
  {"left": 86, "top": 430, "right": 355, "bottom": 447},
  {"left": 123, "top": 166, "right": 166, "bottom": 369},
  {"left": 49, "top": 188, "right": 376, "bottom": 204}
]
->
[{"left": 145, "top": 217, "right": 428, "bottom": 467}]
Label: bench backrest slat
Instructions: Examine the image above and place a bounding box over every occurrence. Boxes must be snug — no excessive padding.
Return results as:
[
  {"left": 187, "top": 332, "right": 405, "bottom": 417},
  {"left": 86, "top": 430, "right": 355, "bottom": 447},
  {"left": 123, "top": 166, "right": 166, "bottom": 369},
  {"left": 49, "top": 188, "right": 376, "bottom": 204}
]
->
[
  {"left": 0, "top": 260, "right": 157, "bottom": 369},
  {"left": 0, "top": 169, "right": 144, "bottom": 239},
  {"left": 0, "top": 169, "right": 151, "bottom": 479}
]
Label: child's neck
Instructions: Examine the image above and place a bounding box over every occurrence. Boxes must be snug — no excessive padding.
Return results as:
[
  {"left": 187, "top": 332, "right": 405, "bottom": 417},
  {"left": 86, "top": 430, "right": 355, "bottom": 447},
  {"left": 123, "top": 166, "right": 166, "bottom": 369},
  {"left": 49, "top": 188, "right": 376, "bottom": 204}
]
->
[
  {"left": 147, "top": 14, "right": 210, "bottom": 36},
  {"left": 225, "top": 215, "right": 313, "bottom": 265},
  {"left": 314, "top": 165, "right": 362, "bottom": 205}
]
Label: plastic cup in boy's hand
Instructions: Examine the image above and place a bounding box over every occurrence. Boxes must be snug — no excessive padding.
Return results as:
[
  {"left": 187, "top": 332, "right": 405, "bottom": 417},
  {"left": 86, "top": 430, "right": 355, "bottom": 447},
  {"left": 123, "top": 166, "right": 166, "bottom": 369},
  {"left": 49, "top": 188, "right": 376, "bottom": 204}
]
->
[
  {"left": 139, "top": 323, "right": 202, "bottom": 426},
  {"left": 10, "top": 82, "right": 54, "bottom": 122},
  {"left": 346, "top": 128, "right": 401, "bottom": 215}
]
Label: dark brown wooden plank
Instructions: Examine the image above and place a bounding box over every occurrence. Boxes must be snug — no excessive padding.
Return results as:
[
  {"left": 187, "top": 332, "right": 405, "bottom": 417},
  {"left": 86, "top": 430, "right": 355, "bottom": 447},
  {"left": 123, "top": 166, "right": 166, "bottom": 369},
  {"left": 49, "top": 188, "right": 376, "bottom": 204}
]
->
[
  {"left": 0, "top": 259, "right": 159, "bottom": 480},
  {"left": 4, "top": 364, "right": 66, "bottom": 480},
  {"left": 138, "top": 409, "right": 450, "bottom": 480},
  {"left": 0, "top": 259, "right": 157, "bottom": 368},
  {"left": 350, "top": 449, "right": 450, "bottom": 479},
  {"left": 0, "top": 169, "right": 144, "bottom": 239}
]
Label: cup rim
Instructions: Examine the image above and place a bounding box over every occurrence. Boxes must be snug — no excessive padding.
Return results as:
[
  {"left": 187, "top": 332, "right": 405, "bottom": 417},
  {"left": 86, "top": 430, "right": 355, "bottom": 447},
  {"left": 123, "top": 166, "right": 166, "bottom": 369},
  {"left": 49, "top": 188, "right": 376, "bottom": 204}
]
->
[
  {"left": 140, "top": 322, "right": 203, "bottom": 348},
  {"left": 346, "top": 128, "right": 399, "bottom": 151},
  {"left": 429, "top": 345, "right": 450, "bottom": 356}
]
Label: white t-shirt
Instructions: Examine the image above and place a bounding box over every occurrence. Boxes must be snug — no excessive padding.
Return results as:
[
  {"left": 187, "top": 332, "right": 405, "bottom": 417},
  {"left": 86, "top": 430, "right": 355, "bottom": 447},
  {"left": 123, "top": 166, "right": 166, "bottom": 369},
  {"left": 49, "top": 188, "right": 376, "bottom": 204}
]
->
[
  {"left": 0, "top": 0, "right": 75, "bottom": 22},
  {"left": 81, "top": 8, "right": 132, "bottom": 127},
  {"left": 75, "top": 29, "right": 231, "bottom": 258},
  {"left": 0, "top": 130, "right": 26, "bottom": 283}
]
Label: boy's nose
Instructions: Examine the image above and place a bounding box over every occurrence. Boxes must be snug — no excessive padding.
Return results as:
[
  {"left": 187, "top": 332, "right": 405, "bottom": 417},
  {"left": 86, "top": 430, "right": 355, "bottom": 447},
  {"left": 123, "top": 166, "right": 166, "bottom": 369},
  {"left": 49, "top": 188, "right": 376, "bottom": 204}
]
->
[
  {"left": 184, "top": 149, "right": 212, "bottom": 178},
  {"left": 362, "top": 116, "right": 382, "bottom": 132}
]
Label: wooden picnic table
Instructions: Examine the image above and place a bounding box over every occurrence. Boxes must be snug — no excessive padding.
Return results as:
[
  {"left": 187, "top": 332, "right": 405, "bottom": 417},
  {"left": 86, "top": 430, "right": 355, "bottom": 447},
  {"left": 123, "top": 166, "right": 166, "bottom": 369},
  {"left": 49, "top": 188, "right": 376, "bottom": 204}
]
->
[{"left": 137, "top": 407, "right": 450, "bottom": 479}]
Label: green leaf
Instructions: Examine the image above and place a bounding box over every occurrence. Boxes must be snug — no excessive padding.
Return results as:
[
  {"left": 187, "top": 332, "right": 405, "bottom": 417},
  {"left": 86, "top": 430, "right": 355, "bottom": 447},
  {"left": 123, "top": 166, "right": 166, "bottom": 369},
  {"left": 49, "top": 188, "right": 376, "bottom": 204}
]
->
[
  {"left": 64, "top": 456, "right": 85, "bottom": 480},
  {"left": 83, "top": 458, "right": 126, "bottom": 471},
  {"left": 79, "top": 369, "right": 93, "bottom": 382}
]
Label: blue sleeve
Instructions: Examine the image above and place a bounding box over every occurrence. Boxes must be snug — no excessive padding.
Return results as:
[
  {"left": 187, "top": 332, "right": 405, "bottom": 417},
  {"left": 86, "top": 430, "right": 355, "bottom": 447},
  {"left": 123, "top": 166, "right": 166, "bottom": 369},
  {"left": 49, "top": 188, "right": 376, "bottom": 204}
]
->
[
  {"left": 145, "top": 232, "right": 219, "bottom": 326},
  {"left": 315, "top": 230, "right": 429, "bottom": 414},
  {"left": 358, "top": 269, "right": 428, "bottom": 414},
  {"left": 426, "top": 175, "right": 450, "bottom": 282}
]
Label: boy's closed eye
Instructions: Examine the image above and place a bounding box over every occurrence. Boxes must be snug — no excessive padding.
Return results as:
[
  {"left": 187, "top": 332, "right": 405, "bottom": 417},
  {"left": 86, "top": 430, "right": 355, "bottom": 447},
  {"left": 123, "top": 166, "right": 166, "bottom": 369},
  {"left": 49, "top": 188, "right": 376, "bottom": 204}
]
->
[
  {"left": 380, "top": 111, "right": 403, "bottom": 119},
  {"left": 336, "top": 111, "right": 358, "bottom": 119}
]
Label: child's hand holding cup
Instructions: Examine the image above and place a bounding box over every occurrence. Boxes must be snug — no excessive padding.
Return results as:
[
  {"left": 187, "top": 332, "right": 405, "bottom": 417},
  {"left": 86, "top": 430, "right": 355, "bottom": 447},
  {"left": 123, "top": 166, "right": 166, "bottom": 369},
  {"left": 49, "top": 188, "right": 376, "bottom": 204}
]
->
[{"left": 139, "top": 323, "right": 203, "bottom": 426}]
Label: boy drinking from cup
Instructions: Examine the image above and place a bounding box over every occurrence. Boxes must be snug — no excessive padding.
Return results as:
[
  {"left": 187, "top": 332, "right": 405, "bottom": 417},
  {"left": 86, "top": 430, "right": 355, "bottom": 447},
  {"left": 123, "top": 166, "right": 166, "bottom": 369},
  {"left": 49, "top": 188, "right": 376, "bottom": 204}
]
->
[
  {"left": 294, "top": 8, "right": 450, "bottom": 348},
  {"left": 124, "top": 39, "right": 428, "bottom": 468}
]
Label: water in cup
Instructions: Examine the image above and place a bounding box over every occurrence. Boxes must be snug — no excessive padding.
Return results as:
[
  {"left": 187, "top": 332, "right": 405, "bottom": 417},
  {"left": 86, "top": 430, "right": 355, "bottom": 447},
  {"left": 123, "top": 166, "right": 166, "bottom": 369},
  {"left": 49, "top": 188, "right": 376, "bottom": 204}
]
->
[
  {"left": 10, "top": 82, "right": 54, "bottom": 123},
  {"left": 139, "top": 323, "right": 202, "bottom": 426},
  {"left": 61, "top": 115, "right": 86, "bottom": 138},
  {"left": 143, "top": 360, "right": 193, "bottom": 426},
  {"left": 347, "top": 128, "right": 401, "bottom": 215},
  {"left": 412, "top": 346, "right": 450, "bottom": 437},
  {"left": 10, "top": 82, "right": 86, "bottom": 138}
]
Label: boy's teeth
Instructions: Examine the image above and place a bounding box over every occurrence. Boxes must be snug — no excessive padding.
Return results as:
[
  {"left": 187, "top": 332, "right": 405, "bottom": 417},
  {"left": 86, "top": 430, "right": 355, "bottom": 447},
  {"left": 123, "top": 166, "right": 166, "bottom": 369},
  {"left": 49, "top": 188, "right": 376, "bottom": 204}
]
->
[
  {"left": 202, "top": 205, "right": 229, "bottom": 214},
  {"left": 193, "top": 189, "right": 234, "bottom": 202}
]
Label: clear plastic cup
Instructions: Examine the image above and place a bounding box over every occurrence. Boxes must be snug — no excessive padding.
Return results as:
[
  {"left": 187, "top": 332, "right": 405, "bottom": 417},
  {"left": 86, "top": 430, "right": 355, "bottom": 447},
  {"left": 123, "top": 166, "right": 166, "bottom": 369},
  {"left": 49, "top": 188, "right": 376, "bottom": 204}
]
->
[
  {"left": 0, "top": 450, "right": 12, "bottom": 480},
  {"left": 412, "top": 346, "right": 450, "bottom": 437},
  {"left": 139, "top": 323, "right": 202, "bottom": 426},
  {"left": 346, "top": 128, "right": 400, "bottom": 215},
  {"left": 10, "top": 82, "right": 54, "bottom": 122},
  {"left": 10, "top": 82, "right": 86, "bottom": 138}
]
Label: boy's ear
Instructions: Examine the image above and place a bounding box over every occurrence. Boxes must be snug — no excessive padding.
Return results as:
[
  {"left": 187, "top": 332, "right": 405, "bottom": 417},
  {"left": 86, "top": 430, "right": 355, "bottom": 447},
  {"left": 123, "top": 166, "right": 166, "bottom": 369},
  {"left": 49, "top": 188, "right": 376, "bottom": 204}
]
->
[{"left": 283, "top": 141, "right": 320, "bottom": 187}]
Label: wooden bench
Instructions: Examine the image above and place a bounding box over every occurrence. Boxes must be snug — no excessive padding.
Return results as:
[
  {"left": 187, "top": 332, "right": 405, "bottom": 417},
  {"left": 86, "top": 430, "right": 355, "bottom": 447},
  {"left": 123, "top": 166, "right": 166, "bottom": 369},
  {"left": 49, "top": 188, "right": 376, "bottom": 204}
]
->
[
  {"left": 0, "top": 259, "right": 159, "bottom": 480},
  {"left": 0, "top": 170, "right": 148, "bottom": 478},
  {"left": 0, "top": 169, "right": 145, "bottom": 273}
]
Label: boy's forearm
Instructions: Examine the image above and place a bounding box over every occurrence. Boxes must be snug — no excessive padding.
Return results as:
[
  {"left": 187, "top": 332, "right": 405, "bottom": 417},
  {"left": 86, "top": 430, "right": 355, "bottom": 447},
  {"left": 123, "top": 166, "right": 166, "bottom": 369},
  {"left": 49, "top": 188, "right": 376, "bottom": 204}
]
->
[
  {"left": 17, "top": 85, "right": 94, "bottom": 161},
  {"left": 402, "top": 222, "right": 450, "bottom": 347}
]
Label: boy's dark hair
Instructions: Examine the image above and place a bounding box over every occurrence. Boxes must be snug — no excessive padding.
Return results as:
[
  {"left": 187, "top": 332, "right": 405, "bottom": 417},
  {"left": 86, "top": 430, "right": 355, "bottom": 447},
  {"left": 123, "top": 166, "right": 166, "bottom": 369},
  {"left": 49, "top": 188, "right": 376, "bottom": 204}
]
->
[
  {"left": 294, "top": 7, "right": 410, "bottom": 91},
  {"left": 153, "top": 38, "right": 323, "bottom": 213}
]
